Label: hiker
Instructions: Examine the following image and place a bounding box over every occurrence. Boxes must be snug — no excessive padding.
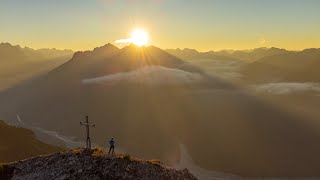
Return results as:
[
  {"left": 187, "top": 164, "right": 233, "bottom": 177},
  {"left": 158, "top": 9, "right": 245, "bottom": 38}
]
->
[{"left": 108, "top": 137, "right": 115, "bottom": 156}]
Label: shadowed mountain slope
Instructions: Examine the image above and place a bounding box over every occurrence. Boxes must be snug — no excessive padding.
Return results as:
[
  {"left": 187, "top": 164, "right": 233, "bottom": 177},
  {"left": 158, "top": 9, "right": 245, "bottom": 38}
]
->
[
  {"left": 0, "top": 120, "right": 62, "bottom": 163},
  {"left": 241, "top": 48, "right": 320, "bottom": 83},
  {"left": 52, "top": 44, "right": 200, "bottom": 80},
  {"left": 0, "top": 42, "right": 73, "bottom": 91}
]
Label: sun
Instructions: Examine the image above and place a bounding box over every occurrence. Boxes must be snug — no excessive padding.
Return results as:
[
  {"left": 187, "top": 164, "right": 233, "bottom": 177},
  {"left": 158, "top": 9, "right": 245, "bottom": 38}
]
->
[{"left": 130, "top": 29, "right": 149, "bottom": 47}]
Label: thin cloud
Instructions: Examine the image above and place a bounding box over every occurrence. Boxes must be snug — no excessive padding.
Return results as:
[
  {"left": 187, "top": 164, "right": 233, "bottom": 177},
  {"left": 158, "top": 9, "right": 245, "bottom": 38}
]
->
[
  {"left": 253, "top": 82, "right": 320, "bottom": 94},
  {"left": 115, "top": 38, "right": 132, "bottom": 44},
  {"left": 259, "top": 38, "right": 268, "bottom": 46},
  {"left": 82, "top": 66, "right": 204, "bottom": 85}
]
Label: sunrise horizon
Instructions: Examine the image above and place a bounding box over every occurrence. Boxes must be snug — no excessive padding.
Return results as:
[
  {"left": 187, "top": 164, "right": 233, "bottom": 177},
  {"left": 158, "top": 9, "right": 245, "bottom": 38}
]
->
[
  {"left": 2, "top": 41, "right": 319, "bottom": 53},
  {"left": 1, "top": 1, "right": 320, "bottom": 52}
]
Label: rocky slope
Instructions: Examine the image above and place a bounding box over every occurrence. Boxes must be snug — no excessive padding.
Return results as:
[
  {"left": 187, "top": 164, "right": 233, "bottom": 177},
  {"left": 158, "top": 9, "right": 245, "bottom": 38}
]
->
[{"left": 3, "top": 148, "right": 197, "bottom": 180}]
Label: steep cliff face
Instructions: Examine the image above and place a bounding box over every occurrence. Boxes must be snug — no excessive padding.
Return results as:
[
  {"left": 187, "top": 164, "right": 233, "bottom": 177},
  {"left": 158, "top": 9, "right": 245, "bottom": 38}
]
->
[{"left": 5, "top": 148, "right": 197, "bottom": 180}]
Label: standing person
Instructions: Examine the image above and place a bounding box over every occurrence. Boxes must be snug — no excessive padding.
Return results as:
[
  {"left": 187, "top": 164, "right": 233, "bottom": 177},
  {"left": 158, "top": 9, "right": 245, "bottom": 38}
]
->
[{"left": 108, "top": 137, "right": 115, "bottom": 157}]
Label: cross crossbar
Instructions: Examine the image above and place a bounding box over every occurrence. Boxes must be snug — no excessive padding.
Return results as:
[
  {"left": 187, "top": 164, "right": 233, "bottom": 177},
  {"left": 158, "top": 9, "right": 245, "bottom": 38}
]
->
[{"left": 80, "top": 122, "right": 95, "bottom": 126}]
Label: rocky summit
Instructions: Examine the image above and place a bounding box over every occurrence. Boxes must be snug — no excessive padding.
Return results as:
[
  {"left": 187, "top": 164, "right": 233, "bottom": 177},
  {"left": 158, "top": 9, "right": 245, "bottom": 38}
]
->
[{"left": 3, "top": 148, "right": 197, "bottom": 180}]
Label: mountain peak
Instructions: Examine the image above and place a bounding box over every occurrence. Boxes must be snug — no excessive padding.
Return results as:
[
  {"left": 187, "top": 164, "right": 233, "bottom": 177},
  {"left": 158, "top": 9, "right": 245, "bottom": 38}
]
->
[
  {"left": 0, "top": 42, "right": 13, "bottom": 47},
  {"left": 5, "top": 148, "right": 197, "bottom": 179},
  {"left": 0, "top": 42, "right": 21, "bottom": 51},
  {"left": 72, "top": 43, "right": 119, "bottom": 60},
  {"left": 91, "top": 43, "right": 119, "bottom": 54},
  {"left": 120, "top": 43, "right": 150, "bottom": 52}
]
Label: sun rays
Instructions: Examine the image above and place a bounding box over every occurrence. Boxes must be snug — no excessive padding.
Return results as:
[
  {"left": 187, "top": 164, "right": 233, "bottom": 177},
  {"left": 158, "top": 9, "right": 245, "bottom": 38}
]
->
[{"left": 115, "top": 28, "right": 149, "bottom": 47}]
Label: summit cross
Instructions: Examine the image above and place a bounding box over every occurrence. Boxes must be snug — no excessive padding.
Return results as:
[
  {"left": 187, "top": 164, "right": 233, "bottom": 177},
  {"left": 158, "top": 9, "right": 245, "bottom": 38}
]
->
[{"left": 80, "top": 116, "right": 95, "bottom": 149}]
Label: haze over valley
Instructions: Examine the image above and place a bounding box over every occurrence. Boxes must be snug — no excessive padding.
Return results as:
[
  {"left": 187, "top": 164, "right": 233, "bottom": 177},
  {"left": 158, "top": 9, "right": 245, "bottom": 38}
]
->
[
  {"left": 1, "top": 1, "right": 320, "bottom": 179},
  {"left": 0, "top": 43, "right": 73, "bottom": 91},
  {"left": 1, "top": 42, "right": 320, "bottom": 179}
]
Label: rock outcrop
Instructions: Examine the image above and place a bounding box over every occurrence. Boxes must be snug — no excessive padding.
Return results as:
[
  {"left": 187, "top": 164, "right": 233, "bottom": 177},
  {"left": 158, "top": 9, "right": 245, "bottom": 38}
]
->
[{"left": 5, "top": 148, "right": 197, "bottom": 180}]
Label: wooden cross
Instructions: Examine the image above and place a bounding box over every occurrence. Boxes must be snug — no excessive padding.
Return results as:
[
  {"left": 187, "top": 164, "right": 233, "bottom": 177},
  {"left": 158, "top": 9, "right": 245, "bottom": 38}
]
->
[{"left": 80, "top": 116, "right": 95, "bottom": 149}]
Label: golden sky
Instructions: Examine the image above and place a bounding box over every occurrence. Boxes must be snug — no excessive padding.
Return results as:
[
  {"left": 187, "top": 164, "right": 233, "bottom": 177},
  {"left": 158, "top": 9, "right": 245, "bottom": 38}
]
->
[{"left": 1, "top": 0, "right": 320, "bottom": 51}]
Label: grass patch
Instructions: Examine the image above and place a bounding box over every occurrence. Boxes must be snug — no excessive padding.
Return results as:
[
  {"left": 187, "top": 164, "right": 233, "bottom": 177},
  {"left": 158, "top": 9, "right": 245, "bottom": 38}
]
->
[
  {"left": 0, "top": 162, "right": 14, "bottom": 180},
  {"left": 148, "top": 159, "right": 162, "bottom": 166},
  {"left": 0, "top": 162, "right": 8, "bottom": 173},
  {"left": 120, "top": 154, "right": 131, "bottom": 160},
  {"left": 70, "top": 149, "right": 83, "bottom": 155},
  {"left": 92, "top": 147, "right": 105, "bottom": 157}
]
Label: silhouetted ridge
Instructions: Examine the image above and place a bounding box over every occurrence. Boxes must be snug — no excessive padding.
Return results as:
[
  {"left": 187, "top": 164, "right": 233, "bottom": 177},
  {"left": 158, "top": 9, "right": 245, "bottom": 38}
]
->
[
  {"left": 51, "top": 43, "right": 203, "bottom": 81},
  {"left": 241, "top": 48, "right": 320, "bottom": 82},
  {"left": 166, "top": 47, "right": 289, "bottom": 61},
  {"left": 71, "top": 43, "right": 119, "bottom": 60},
  {"left": 0, "top": 42, "right": 73, "bottom": 90},
  {"left": 0, "top": 42, "right": 25, "bottom": 61}
]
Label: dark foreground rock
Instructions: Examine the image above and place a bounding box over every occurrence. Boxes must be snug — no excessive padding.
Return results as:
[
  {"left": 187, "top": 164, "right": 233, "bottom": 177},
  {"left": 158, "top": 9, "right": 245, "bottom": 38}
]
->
[{"left": 4, "top": 148, "right": 197, "bottom": 180}]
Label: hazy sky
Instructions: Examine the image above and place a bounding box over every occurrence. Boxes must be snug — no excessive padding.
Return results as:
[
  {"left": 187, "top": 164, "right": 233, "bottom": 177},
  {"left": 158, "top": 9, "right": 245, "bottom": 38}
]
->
[{"left": 1, "top": 0, "right": 320, "bottom": 51}]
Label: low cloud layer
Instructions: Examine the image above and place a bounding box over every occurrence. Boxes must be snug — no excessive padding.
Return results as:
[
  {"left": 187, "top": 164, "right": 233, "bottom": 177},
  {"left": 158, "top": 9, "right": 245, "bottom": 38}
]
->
[
  {"left": 185, "top": 58, "right": 245, "bottom": 80},
  {"left": 253, "top": 82, "right": 320, "bottom": 94},
  {"left": 82, "top": 66, "right": 204, "bottom": 85},
  {"left": 115, "top": 39, "right": 132, "bottom": 44}
]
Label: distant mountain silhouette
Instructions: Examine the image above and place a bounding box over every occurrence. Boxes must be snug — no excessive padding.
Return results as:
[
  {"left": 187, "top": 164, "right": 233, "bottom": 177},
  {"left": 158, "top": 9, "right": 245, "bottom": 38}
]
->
[
  {"left": 49, "top": 44, "right": 209, "bottom": 87},
  {"left": 166, "top": 47, "right": 320, "bottom": 83},
  {"left": 166, "top": 48, "right": 238, "bottom": 61},
  {"left": 1, "top": 44, "right": 320, "bottom": 177},
  {"left": 0, "top": 120, "right": 62, "bottom": 163},
  {"left": 57, "top": 44, "right": 197, "bottom": 75},
  {"left": 166, "top": 47, "right": 288, "bottom": 61},
  {"left": 241, "top": 48, "right": 320, "bottom": 83},
  {"left": 0, "top": 42, "right": 73, "bottom": 91},
  {"left": 229, "top": 47, "right": 288, "bottom": 61}
]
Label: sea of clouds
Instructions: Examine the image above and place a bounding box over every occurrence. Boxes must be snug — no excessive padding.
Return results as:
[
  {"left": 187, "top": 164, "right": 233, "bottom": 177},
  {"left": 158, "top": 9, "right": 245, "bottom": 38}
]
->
[
  {"left": 82, "top": 66, "right": 204, "bottom": 85},
  {"left": 186, "top": 58, "right": 244, "bottom": 80},
  {"left": 253, "top": 82, "right": 320, "bottom": 94}
]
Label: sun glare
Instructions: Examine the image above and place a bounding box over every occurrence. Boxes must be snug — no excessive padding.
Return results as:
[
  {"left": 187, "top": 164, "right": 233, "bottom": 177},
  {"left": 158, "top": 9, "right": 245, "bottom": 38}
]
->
[{"left": 130, "top": 29, "right": 149, "bottom": 47}]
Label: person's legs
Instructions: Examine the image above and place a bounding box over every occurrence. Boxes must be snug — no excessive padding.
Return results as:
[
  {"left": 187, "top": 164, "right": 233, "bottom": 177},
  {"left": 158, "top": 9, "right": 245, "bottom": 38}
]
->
[
  {"left": 111, "top": 146, "right": 115, "bottom": 155},
  {"left": 108, "top": 146, "right": 112, "bottom": 155}
]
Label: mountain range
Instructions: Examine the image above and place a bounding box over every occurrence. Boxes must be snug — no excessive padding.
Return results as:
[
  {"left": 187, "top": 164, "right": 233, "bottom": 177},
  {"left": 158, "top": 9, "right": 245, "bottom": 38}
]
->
[
  {"left": 1, "top": 43, "right": 320, "bottom": 177},
  {"left": 165, "top": 47, "right": 288, "bottom": 62},
  {"left": 166, "top": 47, "right": 320, "bottom": 83},
  {"left": 0, "top": 43, "right": 73, "bottom": 91},
  {"left": 240, "top": 48, "right": 320, "bottom": 83}
]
